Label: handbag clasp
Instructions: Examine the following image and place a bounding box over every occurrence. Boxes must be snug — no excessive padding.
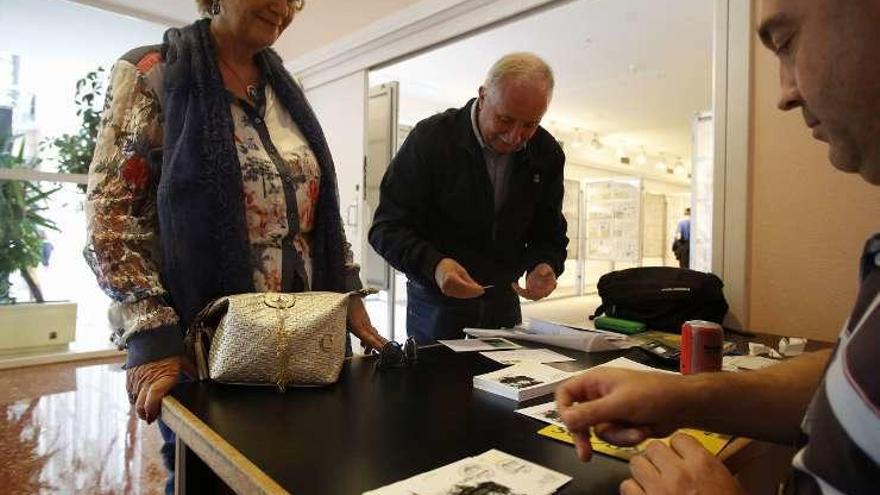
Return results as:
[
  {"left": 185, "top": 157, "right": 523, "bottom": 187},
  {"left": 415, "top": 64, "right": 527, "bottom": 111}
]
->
[{"left": 263, "top": 292, "right": 296, "bottom": 309}]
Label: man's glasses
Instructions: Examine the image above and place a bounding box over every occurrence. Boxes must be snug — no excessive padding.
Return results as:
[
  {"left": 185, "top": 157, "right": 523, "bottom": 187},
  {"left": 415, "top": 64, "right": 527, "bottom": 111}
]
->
[{"left": 375, "top": 337, "right": 418, "bottom": 370}]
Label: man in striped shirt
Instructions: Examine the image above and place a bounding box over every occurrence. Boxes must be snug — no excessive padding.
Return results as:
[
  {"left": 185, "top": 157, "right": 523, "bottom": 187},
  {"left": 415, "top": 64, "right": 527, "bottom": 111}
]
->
[{"left": 556, "top": 1, "right": 880, "bottom": 493}]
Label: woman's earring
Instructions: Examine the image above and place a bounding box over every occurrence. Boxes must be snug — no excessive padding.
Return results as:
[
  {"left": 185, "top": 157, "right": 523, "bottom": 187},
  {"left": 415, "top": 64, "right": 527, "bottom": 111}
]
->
[
  {"left": 294, "top": 0, "right": 305, "bottom": 11},
  {"left": 210, "top": 0, "right": 221, "bottom": 16}
]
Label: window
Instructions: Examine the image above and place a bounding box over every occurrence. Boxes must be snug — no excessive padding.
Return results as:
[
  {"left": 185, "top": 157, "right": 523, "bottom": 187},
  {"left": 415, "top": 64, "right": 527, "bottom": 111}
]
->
[{"left": 1, "top": 0, "right": 168, "bottom": 351}]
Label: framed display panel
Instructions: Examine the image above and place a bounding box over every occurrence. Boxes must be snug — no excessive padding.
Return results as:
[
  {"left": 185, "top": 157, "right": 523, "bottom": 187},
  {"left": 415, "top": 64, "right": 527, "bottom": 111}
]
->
[
  {"left": 584, "top": 178, "right": 642, "bottom": 263},
  {"left": 641, "top": 193, "right": 667, "bottom": 260}
]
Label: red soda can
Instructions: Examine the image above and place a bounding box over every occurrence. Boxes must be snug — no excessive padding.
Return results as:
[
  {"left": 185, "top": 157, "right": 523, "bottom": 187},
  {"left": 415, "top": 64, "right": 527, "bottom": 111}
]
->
[{"left": 680, "top": 320, "right": 724, "bottom": 374}]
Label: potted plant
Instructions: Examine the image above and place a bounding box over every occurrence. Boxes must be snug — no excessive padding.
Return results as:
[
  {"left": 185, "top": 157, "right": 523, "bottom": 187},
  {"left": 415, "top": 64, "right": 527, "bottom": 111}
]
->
[
  {"left": 46, "top": 67, "right": 105, "bottom": 189},
  {"left": 0, "top": 135, "right": 59, "bottom": 302},
  {"left": 0, "top": 67, "right": 106, "bottom": 354},
  {"left": 0, "top": 135, "right": 77, "bottom": 352}
]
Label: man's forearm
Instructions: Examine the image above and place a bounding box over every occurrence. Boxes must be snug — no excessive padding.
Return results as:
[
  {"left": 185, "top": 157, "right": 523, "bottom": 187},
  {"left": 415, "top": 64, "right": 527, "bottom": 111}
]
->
[{"left": 680, "top": 348, "right": 831, "bottom": 443}]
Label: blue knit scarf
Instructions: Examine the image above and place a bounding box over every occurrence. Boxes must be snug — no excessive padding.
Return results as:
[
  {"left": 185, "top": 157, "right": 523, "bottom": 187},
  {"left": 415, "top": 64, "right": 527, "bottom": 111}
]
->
[{"left": 157, "top": 19, "right": 348, "bottom": 330}]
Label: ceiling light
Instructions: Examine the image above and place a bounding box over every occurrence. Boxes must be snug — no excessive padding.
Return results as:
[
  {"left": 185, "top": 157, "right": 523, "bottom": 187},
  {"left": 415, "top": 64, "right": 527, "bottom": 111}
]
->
[
  {"left": 571, "top": 128, "right": 585, "bottom": 149},
  {"left": 673, "top": 160, "right": 687, "bottom": 177},
  {"left": 636, "top": 147, "right": 648, "bottom": 166},
  {"left": 654, "top": 153, "right": 667, "bottom": 171}
]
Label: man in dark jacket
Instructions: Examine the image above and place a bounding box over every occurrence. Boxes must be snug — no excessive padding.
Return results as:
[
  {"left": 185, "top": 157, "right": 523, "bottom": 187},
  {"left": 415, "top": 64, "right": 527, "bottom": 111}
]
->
[{"left": 369, "top": 52, "right": 568, "bottom": 344}]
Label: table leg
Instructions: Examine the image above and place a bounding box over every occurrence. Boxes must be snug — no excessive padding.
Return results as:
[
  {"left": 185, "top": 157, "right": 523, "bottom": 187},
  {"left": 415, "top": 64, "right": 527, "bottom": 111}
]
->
[{"left": 175, "top": 436, "right": 235, "bottom": 494}]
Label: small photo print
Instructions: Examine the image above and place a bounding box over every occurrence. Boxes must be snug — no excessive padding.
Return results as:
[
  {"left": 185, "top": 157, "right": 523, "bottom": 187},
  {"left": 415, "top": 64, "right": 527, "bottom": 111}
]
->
[
  {"left": 540, "top": 409, "right": 562, "bottom": 423},
  {"left": 449, "top": 481, "right": 520, "bottom": 495},
  {"left": 499, "top": 375, "right": 543, "bottom": 389},
  {"left": 515, "top": 401, "right": 566, "bottom": 428}
]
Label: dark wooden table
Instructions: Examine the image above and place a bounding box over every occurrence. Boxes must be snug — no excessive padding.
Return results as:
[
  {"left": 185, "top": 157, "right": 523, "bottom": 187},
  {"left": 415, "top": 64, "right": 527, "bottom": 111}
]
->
[
  {"left": 162, "top": 341, "right": 679, "bottom": 494},
  {"left": 161, "top": 329, "right": 815, "bottom": 494}
]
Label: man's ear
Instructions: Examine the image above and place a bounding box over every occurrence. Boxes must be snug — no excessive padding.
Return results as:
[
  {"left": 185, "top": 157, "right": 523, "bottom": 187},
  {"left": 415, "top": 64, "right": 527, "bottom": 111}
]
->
[{"left": 478, "top": 85, "right": 487, "bottom": 105}]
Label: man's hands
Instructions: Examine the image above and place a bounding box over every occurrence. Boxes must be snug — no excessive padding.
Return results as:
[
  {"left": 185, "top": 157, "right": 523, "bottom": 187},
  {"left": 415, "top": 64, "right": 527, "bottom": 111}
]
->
[
  {"left": 127, "top": 355, "right": 195, "bottom": 423},
  {"left": 434, "top": 259, "right": 557, "bottom": 300},
  {"left": 556, "top": 369, "right": 743, "bottom": 495},
  {"left": 512, "top": 263, "right": 557, "bottom": 301},
  {"left": 620, "top": 435, "right": 745, "bottom": 495},
  {"left": 555, "top": 367, "right": 696, "bottom": 462},
  {"left": 434, "top": 258, "right": 485, "bottom": 299},
  {"left": 348, "top": 296, "right": 388, "bottom": 352}
]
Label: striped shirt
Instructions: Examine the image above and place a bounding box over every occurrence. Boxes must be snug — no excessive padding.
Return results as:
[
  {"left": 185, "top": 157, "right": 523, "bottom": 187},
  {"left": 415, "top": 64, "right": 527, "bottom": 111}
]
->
[{"left": 788, "top": 234, "right": 880, "bottom": 494}]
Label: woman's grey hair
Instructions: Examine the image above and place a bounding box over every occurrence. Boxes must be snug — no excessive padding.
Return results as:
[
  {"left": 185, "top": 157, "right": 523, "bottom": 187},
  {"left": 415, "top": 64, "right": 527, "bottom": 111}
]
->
[{"left": 483, "top": 52, "right": 555, "bottom": 98}]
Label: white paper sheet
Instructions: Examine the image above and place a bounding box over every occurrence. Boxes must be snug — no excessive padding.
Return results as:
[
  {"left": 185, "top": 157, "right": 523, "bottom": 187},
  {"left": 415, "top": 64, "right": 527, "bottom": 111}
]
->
[
  {"left": 594, "top": 356, "right": 676, "bottom": 374},
  {"left": 438, "top": 337, "right": 523, "bottom": 352},
  {"left": 516, "top": 401, "right": 567, "bottom": 428},
  {"left": 364, "top": 450, "right": 571, "bottom": 495},
  {"left": 479, "top": 348, "right": 575, "bottom": 365}
]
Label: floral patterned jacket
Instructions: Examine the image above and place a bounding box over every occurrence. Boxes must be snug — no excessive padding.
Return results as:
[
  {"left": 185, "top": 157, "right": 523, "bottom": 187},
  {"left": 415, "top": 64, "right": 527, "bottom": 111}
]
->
[{"left": 85, "top": 49, "right": 361, "bottom": 352}]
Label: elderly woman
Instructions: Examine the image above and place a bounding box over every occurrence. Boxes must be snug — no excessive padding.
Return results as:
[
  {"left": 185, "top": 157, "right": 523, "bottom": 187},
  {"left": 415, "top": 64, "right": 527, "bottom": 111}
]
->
[{"left": 85, "top": 0, "right": 385, "bottom": 490}]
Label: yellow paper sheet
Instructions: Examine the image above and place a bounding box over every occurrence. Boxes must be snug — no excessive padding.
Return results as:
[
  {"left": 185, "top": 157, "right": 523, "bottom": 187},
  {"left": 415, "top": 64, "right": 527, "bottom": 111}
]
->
[{"left": 537, "top": 425, "right": 732, "bottom": 462}]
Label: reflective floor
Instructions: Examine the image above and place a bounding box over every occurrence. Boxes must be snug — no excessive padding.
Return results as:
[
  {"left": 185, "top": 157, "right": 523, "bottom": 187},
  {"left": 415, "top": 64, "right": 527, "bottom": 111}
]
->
[{"left": 0, "top": 357, "right": 165, "bottom": 494}]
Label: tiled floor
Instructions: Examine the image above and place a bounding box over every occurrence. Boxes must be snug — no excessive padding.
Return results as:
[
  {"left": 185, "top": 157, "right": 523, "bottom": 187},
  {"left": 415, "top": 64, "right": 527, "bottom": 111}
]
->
[{"left": 0, "top": 357, "right": 166, "bottom": 494}]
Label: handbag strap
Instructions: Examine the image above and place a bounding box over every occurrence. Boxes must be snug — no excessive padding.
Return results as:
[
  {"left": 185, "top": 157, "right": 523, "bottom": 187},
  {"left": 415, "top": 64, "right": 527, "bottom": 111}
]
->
[{"left": 274, "top": 303, "right": 293, "bottom": 391}]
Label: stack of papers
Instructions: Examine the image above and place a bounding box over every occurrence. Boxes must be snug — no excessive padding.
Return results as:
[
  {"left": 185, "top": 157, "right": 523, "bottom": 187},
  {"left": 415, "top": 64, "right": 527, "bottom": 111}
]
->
[
  {"left": 363, "top": 449, "right": 572, "bottom": 495},
  {"left": 465, "top": 318, "right": 636, "bottom": 352},
  {"left": 473, "top": 362, "right": 579, "bottom": 402}
]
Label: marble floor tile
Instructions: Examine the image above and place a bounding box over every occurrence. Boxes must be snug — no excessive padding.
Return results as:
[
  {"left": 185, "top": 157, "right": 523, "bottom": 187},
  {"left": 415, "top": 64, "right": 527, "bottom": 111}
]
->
[{"left": 0, "top": 358, "right": 166, "bottom": 494}]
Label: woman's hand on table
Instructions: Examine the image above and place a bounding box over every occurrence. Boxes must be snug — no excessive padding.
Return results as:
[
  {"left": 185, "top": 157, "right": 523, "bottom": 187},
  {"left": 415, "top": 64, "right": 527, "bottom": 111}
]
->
[
  {"left": 348, "top": 296, "right": 387, "bottom": 352},
  {"left": 127, "top": 355, "right": 196, "bottom": 423}
]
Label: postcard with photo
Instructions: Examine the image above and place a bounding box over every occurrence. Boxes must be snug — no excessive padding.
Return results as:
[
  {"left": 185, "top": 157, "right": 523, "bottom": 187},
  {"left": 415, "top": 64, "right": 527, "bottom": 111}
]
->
[
  {"left": 407, "top": 450, "right": 571, "bottom": 495},
  {"left": 363, "top": 450, "right": 571, "bottom": 495},
  {"left": 478, "top": 348, "right": 575, "bottom": 366},
  {"left": 473, "top": 362, "right": 578, "bottom": 401},
  {"left": 439, "top": 337, "right": 523, "bottom": 353},
  {"left": 515, "top": 401, "right": 566, "bottom": 428}
]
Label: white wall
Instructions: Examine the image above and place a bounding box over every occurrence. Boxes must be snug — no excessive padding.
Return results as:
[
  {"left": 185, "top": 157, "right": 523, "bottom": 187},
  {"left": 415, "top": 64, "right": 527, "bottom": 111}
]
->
[
  {"left": 0, "top": 0, "right": 166, "bottom": 141},
  {"left": 303, "top": 72, "right": 369, "bottom": 265}
]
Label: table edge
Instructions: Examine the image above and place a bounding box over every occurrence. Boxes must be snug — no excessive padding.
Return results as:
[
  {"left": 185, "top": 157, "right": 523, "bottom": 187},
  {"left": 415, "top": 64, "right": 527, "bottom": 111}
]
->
[{"left": 162, "top": 395, "right": 290, "bottom": 495}]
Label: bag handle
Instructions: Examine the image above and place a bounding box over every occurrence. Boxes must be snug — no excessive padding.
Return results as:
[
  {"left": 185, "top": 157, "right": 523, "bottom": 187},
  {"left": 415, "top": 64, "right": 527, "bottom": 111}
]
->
[{"left": 188, "top": 296, "right": 232, "bottom": 381}]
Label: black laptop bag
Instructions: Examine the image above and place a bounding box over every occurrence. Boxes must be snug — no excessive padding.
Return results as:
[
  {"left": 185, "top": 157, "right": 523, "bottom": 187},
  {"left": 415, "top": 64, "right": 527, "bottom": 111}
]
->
[{"left": 590, "top": 267, "right": 729, "bottom": 332}]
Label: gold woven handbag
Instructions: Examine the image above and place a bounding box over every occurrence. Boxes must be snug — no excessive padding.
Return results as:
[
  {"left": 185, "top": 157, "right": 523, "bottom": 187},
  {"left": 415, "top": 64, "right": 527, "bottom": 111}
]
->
[{"left": 189, "top": 290, "right": 370, "bottom": 388}]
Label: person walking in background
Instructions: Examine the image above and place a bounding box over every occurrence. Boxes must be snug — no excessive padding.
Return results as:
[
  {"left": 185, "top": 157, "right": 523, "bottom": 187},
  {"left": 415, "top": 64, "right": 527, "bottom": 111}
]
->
[{"left": 672, "top": 207, "right": 690, "bottom": 268}]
